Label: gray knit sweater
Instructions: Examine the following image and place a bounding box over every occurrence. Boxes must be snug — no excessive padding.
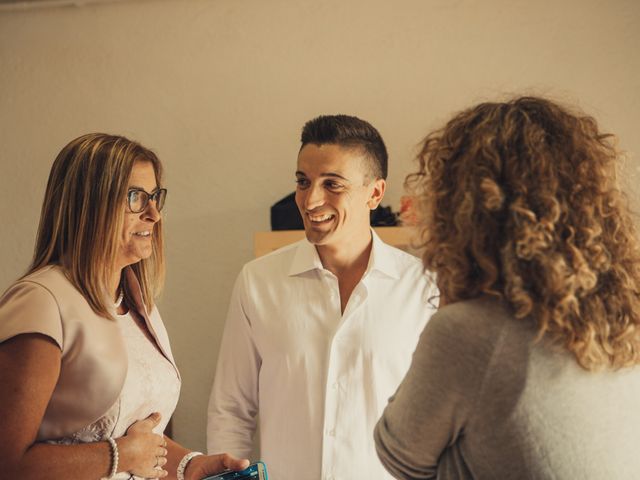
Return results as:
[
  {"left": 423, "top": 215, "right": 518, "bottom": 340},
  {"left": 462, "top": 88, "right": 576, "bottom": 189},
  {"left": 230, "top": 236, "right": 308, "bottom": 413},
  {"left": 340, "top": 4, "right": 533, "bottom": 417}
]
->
[{"left": 374, "top": 296, "right": 640, "bottom": 479}]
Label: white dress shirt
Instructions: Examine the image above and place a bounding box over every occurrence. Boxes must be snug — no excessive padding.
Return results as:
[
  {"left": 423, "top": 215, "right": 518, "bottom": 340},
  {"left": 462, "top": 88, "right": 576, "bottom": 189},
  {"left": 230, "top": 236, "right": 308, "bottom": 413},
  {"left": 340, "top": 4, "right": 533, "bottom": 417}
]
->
[{"left": 207, "top": 231, "right": 437, "bottom": 480}]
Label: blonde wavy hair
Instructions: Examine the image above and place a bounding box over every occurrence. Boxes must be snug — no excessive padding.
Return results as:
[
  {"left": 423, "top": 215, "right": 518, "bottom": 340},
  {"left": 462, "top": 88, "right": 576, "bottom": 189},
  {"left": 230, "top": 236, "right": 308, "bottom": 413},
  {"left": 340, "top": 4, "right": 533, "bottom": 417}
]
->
[
  {"left": 408, "top": 96, "right": 640, "bottom": 370},
  {"left": 27, "top": 133, "right": 165, "bottom": 319}
]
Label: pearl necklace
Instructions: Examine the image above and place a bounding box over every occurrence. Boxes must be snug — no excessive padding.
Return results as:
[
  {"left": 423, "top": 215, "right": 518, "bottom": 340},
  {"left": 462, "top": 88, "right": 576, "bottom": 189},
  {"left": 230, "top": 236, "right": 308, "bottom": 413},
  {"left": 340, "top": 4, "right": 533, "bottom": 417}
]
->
[{"left": 114, "top": 289, "right": 124, "bottom": 309}]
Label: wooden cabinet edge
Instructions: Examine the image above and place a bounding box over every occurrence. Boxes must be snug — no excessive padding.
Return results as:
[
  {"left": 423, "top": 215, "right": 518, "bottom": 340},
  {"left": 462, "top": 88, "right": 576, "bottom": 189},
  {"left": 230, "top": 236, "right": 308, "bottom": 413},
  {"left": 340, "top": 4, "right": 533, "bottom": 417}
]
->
[{"left": 254, "top": 226, "right": 420, "bottom": 258}]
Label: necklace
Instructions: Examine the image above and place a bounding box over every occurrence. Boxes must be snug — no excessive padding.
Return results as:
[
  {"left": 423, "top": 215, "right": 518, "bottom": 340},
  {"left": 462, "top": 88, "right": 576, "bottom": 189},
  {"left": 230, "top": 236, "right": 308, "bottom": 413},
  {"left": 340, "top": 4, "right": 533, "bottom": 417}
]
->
[{"left": 114, "top": 289, "right": 124, "bottom": 308}]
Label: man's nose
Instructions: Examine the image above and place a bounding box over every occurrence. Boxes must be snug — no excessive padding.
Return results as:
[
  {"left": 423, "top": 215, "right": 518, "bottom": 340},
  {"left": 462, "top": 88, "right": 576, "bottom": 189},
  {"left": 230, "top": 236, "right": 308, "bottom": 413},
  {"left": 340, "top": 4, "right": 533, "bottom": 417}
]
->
[{"left": 304, "top": 183, "right": 325, "bottom": 210}]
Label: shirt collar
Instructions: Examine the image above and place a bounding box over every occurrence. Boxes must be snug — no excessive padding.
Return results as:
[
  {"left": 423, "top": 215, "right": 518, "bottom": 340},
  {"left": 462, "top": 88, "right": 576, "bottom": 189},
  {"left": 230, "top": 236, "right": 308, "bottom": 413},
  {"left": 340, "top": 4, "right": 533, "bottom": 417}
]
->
[
  {"left": 288, "top": 229, "right": 401, "bottom": 279},
  {"left": 366, "top": 229, "right": 401, "bottom": 279},
  {"left": 288, "top": 237, "right": 324, "bottom": 276}
]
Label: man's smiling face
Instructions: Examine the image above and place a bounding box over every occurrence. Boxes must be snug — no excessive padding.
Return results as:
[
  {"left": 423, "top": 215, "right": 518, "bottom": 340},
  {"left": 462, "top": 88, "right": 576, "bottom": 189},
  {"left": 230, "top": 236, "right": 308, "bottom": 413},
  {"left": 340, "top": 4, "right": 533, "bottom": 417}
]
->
[{"left": 295, "top": 143, "right": 383, "bottom": 250}]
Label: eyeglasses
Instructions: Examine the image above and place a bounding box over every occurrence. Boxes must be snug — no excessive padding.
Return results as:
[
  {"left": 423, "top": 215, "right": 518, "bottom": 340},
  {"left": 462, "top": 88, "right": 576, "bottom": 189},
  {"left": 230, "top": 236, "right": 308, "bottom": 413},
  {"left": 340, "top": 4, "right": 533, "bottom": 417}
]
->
[{"left": 127, "top": 188, "right": 167, "bottom": 213}]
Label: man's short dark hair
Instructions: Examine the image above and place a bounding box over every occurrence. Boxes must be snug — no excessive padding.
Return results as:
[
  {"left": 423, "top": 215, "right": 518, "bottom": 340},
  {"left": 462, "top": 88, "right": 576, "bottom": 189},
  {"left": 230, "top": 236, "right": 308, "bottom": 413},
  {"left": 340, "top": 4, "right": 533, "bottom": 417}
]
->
[{"left": 300, "top": 114, "right": 388, "bottom": 180}]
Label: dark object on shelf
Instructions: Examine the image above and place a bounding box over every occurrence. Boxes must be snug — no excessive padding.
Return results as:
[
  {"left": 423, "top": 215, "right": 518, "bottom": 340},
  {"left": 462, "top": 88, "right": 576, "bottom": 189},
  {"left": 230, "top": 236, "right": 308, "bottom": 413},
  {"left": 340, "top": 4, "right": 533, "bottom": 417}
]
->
[
  {"left": 271, "top": 192, "right": 304, "bottom": 230},
  {"left": 370, "top": 205, "right": 398, "bottom": 226},
  {"left": 270, "top": 192, "right": 398, "bottom": 230}
]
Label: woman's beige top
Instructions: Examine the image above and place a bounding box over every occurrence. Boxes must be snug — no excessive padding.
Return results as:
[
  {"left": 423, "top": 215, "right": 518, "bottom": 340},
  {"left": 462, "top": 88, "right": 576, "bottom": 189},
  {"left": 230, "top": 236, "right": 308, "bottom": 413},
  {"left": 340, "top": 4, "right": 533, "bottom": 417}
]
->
[
  {"left": 54, "top": 307, "right": 181, "bottom": 480},
  {"left": 0, "top": 265, "right": 180, "bottom": 442}
]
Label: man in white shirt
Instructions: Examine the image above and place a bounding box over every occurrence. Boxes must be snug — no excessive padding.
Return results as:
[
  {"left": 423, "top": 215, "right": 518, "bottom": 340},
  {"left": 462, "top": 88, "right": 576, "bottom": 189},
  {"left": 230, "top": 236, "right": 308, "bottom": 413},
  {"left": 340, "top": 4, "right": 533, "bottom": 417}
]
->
[{"left": 207, "top": 115, "right": 436, "bottom": 480}]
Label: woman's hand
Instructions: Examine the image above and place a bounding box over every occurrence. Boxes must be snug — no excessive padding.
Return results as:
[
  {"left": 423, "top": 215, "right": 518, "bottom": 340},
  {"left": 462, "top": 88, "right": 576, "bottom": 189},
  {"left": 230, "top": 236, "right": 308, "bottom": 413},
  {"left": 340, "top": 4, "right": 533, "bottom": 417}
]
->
[
  {"left": 184, "top": 453, "right": 250, "bottom": 480},
  {"left": 118, "top": 412, "right": 168, "bottom": 478}
]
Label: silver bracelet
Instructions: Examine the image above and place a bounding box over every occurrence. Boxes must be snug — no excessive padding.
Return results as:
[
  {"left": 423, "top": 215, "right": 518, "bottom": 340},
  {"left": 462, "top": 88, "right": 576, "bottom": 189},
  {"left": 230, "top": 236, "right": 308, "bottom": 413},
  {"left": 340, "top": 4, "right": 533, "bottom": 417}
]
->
[
  {"left": 102, "top": 437, "right": 119, "bottom": 480},
  {"left": 177, "top": 451, "right": 203, "bottom": 480}
]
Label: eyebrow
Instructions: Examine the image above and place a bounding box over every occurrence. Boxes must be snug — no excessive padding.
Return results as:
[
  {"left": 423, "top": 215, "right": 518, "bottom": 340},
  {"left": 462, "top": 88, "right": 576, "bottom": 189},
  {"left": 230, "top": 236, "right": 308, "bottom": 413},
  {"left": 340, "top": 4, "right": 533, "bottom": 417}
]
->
[
  {"left": 295, "top": 171, "right": 350, "bottom": 182},
  {"left": 128, "top": 185, "right": 160, "bottom": 193}
]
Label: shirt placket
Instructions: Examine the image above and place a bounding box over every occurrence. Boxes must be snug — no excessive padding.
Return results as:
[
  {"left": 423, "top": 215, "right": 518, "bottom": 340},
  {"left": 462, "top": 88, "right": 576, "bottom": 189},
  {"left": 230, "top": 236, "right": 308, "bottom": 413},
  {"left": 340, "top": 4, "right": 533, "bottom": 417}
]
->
[{"left": 321, "top": 275, "right": 368, "bottom": 480}]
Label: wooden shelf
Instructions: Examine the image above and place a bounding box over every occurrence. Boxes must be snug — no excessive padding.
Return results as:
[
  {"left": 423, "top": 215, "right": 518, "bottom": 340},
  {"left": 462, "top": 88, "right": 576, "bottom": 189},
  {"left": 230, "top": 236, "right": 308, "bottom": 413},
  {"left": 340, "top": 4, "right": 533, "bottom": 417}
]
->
[{"left": 254, "top": 226, "right": 421, "bottom": 258}]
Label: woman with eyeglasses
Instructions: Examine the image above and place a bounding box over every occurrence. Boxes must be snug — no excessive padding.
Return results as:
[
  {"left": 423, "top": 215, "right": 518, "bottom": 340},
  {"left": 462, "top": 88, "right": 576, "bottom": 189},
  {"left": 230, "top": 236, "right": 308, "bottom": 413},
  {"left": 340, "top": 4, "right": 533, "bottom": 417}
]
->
[
  {"left": 0, "top": 134, "right": 249, "bottom": 479},
  {"left": 374, "top": 97, "right": 640, "bottom": 479}
]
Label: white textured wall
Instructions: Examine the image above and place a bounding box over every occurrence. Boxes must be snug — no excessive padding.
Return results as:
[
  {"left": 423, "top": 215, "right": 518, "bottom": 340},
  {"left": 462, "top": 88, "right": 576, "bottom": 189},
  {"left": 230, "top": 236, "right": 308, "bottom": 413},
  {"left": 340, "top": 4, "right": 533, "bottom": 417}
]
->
[{"left": 1, "top": 0, "right": 639, "bottom": 452}]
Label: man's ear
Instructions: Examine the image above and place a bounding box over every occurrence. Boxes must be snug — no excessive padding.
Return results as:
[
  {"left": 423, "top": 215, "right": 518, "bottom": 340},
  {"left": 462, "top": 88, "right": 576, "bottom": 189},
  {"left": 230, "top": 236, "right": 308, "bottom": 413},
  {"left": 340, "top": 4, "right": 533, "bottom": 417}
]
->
[{"left": 367, "top": 178, "right": 386, "bottom": 210}]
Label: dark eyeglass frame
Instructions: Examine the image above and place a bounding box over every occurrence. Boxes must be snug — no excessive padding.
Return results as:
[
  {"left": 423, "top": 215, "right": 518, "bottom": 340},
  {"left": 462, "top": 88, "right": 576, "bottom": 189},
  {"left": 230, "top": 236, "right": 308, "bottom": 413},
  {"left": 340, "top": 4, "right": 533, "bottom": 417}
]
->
[{"left": 126, "top": 188, "right": 168, "bottom": 213}]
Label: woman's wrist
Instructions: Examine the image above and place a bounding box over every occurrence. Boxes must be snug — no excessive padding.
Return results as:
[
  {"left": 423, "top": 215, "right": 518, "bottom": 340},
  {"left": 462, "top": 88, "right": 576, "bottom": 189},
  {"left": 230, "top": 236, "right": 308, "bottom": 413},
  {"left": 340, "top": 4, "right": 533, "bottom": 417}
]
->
[
  {"left": 112, "top": 436, "right": 135, "bottom": 475},
  {"left": 100, "top": 437, "right": 119, "bottom": 480},
  {"left": 177, "top": 451, "right": 204, "bottom": 480}
]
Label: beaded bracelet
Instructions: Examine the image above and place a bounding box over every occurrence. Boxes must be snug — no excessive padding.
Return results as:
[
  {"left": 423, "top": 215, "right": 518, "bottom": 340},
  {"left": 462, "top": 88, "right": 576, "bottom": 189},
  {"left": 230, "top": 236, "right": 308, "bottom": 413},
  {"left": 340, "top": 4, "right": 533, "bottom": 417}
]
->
[
  {"left": 102, "top": 437, "right": 119, "bottom": 480},
  {"left": 177, "top": 451, "right": 204, "bottom": 480}
]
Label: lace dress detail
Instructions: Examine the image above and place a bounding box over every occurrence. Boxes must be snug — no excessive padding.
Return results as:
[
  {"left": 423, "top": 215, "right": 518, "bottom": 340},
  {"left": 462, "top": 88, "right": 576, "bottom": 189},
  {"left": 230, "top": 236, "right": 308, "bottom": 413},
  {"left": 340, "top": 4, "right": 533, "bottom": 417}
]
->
[{"left": 50, "top": 309, "right": 181, "bottom": 479}]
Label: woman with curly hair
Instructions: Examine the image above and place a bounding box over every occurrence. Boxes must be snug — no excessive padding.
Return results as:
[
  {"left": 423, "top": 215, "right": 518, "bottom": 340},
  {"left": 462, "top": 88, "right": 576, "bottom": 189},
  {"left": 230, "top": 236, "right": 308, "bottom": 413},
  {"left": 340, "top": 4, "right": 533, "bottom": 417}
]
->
[{"left": 374, "top": 96, "right": 640, "bottom": 479}]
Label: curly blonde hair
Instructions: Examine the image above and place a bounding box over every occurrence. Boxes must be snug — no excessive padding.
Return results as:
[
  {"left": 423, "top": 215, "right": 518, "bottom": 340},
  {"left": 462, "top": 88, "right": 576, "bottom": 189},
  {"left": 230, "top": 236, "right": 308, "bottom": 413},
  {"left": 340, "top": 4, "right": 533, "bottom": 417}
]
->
[{"left": 408, "top": 96, "right": 640, "bottom": 370}]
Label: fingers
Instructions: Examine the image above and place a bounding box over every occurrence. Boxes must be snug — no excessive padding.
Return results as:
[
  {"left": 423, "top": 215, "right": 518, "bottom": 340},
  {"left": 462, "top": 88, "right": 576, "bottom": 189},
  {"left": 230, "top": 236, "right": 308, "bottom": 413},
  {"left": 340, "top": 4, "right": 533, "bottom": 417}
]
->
[
  {"left": 153, "top": 445, "right": 168, "bottom": 470},
  {"left": 149, "top": 467, "right": 168, "bottom": 479},
  {"left": 136, "top": 431, "right": 166, "bottom": 477},
  {"left": 145, "top": 466, "right": 167, "bottom": 478},
  {"left": 127, "top": 412, "right": 162, "bottom": 433},
  {"left": 123, "top": 415, "right": 168, "bottom": 478},
  {"left": 146, "top": 412, "right": 162, "bottom": 428},
  {"left": 221, "top": 453, "right": 251, "bottom": 471},
  {"left": 198, "top": 453, "right": 250, "bottom": 477},
  {"left": 147, "top": 452, "right": 168, "bottom": 478}
]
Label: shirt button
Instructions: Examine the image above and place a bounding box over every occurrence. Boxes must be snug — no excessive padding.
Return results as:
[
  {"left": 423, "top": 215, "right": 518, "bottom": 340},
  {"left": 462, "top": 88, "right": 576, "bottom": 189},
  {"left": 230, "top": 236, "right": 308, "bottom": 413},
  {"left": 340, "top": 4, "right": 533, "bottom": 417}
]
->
[
  {"left": 326, "top": 428, "right": 335, "bottom": 436},
  {"left": 332, "top": 382, "right": 339, "bottom": 390}
]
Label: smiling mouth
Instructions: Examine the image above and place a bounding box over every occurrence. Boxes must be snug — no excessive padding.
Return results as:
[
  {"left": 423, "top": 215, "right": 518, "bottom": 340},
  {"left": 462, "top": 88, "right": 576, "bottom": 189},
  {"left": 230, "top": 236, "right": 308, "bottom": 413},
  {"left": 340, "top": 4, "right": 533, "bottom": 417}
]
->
[
  {"left": 308, "top": 213, "right": 335, "bottom": 224},
  {"left": 132, "top": 231, "right": 152, "bottom": 237}
]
